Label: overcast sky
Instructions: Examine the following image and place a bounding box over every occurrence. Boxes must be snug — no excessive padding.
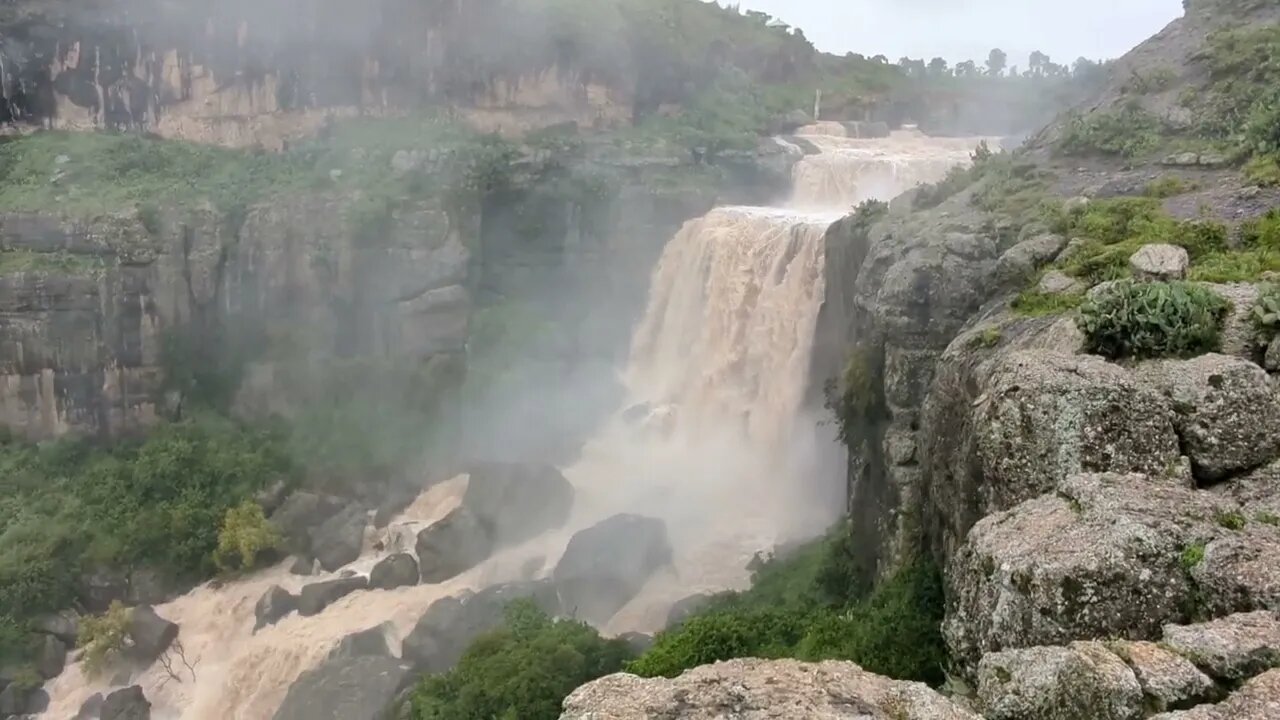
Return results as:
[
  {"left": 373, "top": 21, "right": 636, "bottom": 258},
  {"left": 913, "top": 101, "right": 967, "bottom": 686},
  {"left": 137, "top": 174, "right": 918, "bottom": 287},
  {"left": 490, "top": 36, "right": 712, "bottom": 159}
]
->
[{"left": 728, "top": 0, "right": 1184, "bottom": 66}]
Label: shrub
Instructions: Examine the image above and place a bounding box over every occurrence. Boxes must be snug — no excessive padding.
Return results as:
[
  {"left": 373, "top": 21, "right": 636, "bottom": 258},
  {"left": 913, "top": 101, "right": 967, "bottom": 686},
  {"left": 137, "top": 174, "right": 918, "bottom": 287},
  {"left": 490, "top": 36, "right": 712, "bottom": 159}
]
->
[
  {"left": 213, "top": 501, "right": 281, "bottom": 573},
  {"left": 1144, "top": 176, "right": 1194, "bottom": 198},
  {"left": 1058, "top": 104, "right": 1164, "bottom": 158},
  {"left": 1078, "top": 281, "right": 1230, "bottom": 359},
  {"left": 626, "top": 609, "right": 810, "bottom": 677},
  {"left": 79, "top": 601, "right": 133, "bottom": 677},
  {"left": 823, "top": 344, "right": 884, "bottom": 447},
  {"left": 408, "top": 600, "right": 633, "bottom": 720},
  {"left": 1253, "top": 284, "right": 1280, "bottom": 339}
]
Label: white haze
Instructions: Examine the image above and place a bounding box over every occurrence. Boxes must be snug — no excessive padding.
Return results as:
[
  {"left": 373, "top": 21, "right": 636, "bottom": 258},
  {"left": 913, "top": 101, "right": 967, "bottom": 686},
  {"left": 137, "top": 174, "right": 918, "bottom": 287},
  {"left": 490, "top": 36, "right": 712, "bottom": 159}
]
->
[{"left": 726, "top": 0, "right": 1184, "bottom": 63}]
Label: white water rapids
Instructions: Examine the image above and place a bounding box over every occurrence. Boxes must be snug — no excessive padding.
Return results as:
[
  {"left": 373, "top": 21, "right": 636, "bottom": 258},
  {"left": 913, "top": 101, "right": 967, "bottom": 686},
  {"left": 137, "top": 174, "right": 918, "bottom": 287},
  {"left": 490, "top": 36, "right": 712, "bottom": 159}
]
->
[{"left": 42, "top": 124, "right": 993, "bottom": 719}]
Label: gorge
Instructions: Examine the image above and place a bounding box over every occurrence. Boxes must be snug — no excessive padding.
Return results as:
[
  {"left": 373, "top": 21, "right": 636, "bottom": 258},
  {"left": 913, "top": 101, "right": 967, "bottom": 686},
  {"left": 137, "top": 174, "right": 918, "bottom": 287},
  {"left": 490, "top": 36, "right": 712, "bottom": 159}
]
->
[{"left": 2, "top": 0, "right": 1280, "bottom": 719}]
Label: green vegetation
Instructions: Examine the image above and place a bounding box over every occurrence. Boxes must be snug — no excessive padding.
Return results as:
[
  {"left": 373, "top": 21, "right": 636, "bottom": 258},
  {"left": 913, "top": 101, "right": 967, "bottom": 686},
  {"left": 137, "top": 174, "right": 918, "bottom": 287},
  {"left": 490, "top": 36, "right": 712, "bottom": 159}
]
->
[
  {"left": 0, "top": 415, "right": 293, "bottom": 671},
  {"left": 969, "top": 326, "right": 1004, "bottom": 349},
  {"left": 1186, "top": 24, "right": 1280, "bottom": 163},
  {"left": 1181, "top": 542, "right": 1207, "bottom": 571},
  {"left": 213, "top": 501, "right": 281, "bottom": 574},
  {"left": 408, "top": 600, "right": 633, "bottom": 720},
  {"left": 824, "top": 344, "right": 885, "bottom": 448},
  {"left": 1215, "top": 510, "right": 1247, "bottom": 530},
  {"left": 628, "top": 532, "right": 946, "bottom": 685},
  {"left": 1251, "top": 283, "right": 1280, "bottom": 337},
  {"left": 1078, "top": 280, "right": 1230, "bottom": 359},
  {"left": 1011, "top": 288, "right": 1085, "bottom": 317},
  {"left": 1144, "top": 176, "right": 1195, "bottom": 198},
  {"left": 79, "top": 601, "right": 133, "bottom": 677},
  {"left": 1256, "top": 511, "right": 1280, "bottom": 526},
  {"left": 0, "top": 249, "right": 103, "bottom": 276},
  {"left": 1058, "top": 104, "right": 1165, "bottom": 158}
]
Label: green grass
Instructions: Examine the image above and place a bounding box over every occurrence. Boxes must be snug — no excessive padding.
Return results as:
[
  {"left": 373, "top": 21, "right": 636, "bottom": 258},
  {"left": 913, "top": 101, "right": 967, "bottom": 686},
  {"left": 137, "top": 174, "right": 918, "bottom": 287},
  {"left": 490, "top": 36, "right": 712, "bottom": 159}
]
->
[
  {"left": 1144, "top": 176, "right": 1195, "bottom": 198},
  {"left": 1215, "top": 510, "right": 1247, "bottom": 530},
  {"left": 0, "top": 250, "right": 103, "bottom": 275},
  {"left": 1012, "top": 289, "right": 1085, "bottom": 317},
  {"left": 1181, "top": 542, "right": 1206, "bottom": 571},
  {"left": 1058, "top": 103, "right": 1165, "bottom": 158}
]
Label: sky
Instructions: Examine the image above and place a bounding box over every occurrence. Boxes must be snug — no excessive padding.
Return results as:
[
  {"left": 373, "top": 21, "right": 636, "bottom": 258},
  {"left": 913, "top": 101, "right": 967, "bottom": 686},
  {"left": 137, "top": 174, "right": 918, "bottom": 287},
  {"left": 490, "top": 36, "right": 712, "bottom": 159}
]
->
[{"left": 727, "top": 0, "right": 1185, "bottom": 66}]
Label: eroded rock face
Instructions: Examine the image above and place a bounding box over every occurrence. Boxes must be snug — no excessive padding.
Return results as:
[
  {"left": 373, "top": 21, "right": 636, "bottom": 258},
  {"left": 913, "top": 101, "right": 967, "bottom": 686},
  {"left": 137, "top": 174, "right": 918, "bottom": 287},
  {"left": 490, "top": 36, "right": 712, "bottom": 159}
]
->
[
  {"left": 560, "top": 659, "right": 981, "bottom": 720},
  {"left": 1150, "top": 669, "right": 1280, "bottom": 720},
  {"left": 976, "top": 642, "right": 1143, "bottom": 720},
  {"left": 1161, "top": 612, "right": 1280, "bottom": 681},
  {"left": 552, "top": 514, "right": 673, "bottom": 626},
  {"left": 1136, "top": 354, "right": 1280, "bottom": 482},
  {"left": 271, "top": 655, "right": 412, "bottom": 720}
]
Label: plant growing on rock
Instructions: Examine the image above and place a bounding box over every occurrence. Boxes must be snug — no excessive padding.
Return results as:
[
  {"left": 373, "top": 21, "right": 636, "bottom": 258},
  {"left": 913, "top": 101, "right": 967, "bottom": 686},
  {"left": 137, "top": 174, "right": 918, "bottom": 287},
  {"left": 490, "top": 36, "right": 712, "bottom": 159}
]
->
[
  {"left": 213, "top": 500, "right": 281, "bottom": 574},
  {"left": 1252, "top": 284, "right": 1280, "bottom": 339},
  {"left": 79, "top": 601, "right": 134, "bottom": 677},
  {"left": 824, "top": 344, "right": 884, "bottom": 447},
  {"left": 1077, "top": 281, "right": 1230, "bottom": 359}
]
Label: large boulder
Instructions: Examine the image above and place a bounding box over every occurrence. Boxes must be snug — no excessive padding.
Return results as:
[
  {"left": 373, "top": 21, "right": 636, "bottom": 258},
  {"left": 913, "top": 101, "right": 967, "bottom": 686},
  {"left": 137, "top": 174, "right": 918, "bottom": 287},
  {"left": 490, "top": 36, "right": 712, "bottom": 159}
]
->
[
  {"left": 944, "top": 474, "right": 1223, "bottom": 668},
  {"left": 401, "top": 582, "right": 560, "bottom": 673},
  {"left": 994, "top": 233, "right": 1068, "bottom": 287},
  {"left": 72, "top": 692, "right": 104, "bottom": 720},
  {"left": 1161, "top": 611, "right": 1280, "bottom": 681},
  {"left": 975, "top": 642, "right": 1143, "bottom": 720},
  {"left": 552, "top": 514, "right": 673, "bottom": 626},
  {"left": 125, "top": 606, "right": 178, "bottom": 665},
  {"left": 369, "top": 553, "right": 419, "bottom": 591},
  {"left": 297, "top": 577, "right": 368, "bottom": 617},
  {"left": 463, "top": 462, "right": 574, "bottom": 546},
  {"left": 270, "top": 492, "right": 345, "bottom": 555},
  {"left": 1150, "top": 669, "right": 1280, "bottom": 719},
  {"left": 1136, "top": 354, "right": 1280, "bottom": 482},
  {"left": 1110, "top": 641, "right": 1219, "bottom": 713},
  {"left": 271, "top": 655, "right": 412, "bottom": 720},
  {"left": 34, "top": 609, "right": 80, "bottom": 645},
  {"left": 101, "top": 685, "right": 151, "bottom": 720},
  {"left": 416, "top": 507, "right": 492, "bottom": 583},
  {"left": 309, "top": 504, "right": 368, "bottom": 573},
  {"left": 0, "top": 684, "right": 48, "bottom": 717},
  {"left": 560, "top": 659, "right": 981, "bottom": 719},
  {"left": 35, "top": 633, "right": 67, "bottom": 679},
  {"left": 329, "top": 624, "right": 393, "bottom": 660},
  {"left": 254, "top": 585, "right": 298, "bottom": 631}
]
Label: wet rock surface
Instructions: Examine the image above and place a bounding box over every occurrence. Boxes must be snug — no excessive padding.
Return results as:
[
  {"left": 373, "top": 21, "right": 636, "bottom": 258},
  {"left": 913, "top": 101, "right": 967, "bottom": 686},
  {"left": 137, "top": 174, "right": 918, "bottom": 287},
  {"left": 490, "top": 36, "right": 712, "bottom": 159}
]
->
[
  {"left": 309, "top": 504, "right": 369, "bottom": 573},
  {"left": 124, "top": 606, "right": 179, "bottom": 665},
  {"left": 560, "top": 658, "right": 982, "bottom": 719},
  {"left": 552, "top": 514, "right": 673, "bottom": 626},
  {"left": 100, "top": 685, "right": 151, "bottom": 720},
  {"left": 297, "top": 577, "right": 368, "bottom": 617},
  {"left": 271, "top": 655, "right": 412, "bottom": 720},
  {"left": 401, "top": 582, "right": 561, "bottom": 674},
  {"left": 415, "top": 507, "right": 493, "bottom": 583},
  {"left": 369, "top": 553, "right": 419, "bottom": 591},
  {"left": 462, "top": 462, "right": 575, "bottom": 546},
  {"left": 254, "top": 585, "right": 298, "bottom": 631}
]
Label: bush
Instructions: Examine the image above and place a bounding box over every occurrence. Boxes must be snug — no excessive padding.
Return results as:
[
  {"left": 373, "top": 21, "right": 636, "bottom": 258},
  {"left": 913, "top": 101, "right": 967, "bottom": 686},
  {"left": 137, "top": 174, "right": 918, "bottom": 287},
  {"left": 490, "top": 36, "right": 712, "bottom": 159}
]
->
[
  {"left": 1078, "top": 281, "right": 1230, "bottom": 359},
  {"left": 213, "top": 501, "right": 281, "bottom": 573},
  {"left": 1058, "top": 104, "right": 1164, "bottom": 158},
  {"left": 824, "top": 344, "right": 884, "bottom": 447},
  {"left": 1253, "top": 284, "right": 1280, "bottom": 338},
  {"left": 79, "top": 601, "right": 133, "bottom": 677},
  {"left": 408, "top": 600, "right": 633, "bottom": 720}
]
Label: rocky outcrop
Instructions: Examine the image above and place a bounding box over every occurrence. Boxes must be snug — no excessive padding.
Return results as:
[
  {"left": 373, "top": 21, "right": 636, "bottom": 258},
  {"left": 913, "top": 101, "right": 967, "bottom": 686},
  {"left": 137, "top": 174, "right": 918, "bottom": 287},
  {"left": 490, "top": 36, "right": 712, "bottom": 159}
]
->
[
  {"left": 34, "top": 634, "right": 66, "bottom": 679},
  {"left": 401, "top": 582, "right": 560, "bottom": 674},
  {"left": 552, "top": 514, "right": 673, "bottom": 626},
  {"left": 1111, "top": 641, "right": 1219, "bottom": 713},
  {"left": 254, "top": 586, "right": 298, "bottom": 631},
  {"left": 270, "top": 493, "right": 346, "bottom": 557},
  {"left": 415, "top": 507, "right": 493, "bottom": 584},
  {"left": 462, "top": 462, "right": 575, "bottom": 546},
  {"left": 309, "top": 505, "right": 368, "bottom": 573},
  {"left": 271, "top": 655, "right": 412, "bottom": 720},
  {"left": 944, "top": 473, "right": 1280, "bottom": 668},
  {"left": 124, "top": 606, "right": 178, "bottom": 666},
  {"left": 976, "top": 642, "right": 1144, "bottom": 720},
  {"left": 297, "top": 577, "right": 367, "bottom": 617},
  {"left": 1151, "top": 669, "right": 1280, "bottom": 719},
  {"left": 329, "top": 625, "right": 393, "bottom": 660},
  {"left": 100, "top": 685, "right": 151, "bottom": 720},
  {"left": 560, "top": 659, "right": 981, "bottom": 719},
  {"left": 1161, "top": 612, "right": 1280, "bottom": 682},
  {"left": 368, "top": 553, "right": 419, "bottom": 591},
  {"left": 994, "top": 233, "right": 1068, "bottom": 288}
]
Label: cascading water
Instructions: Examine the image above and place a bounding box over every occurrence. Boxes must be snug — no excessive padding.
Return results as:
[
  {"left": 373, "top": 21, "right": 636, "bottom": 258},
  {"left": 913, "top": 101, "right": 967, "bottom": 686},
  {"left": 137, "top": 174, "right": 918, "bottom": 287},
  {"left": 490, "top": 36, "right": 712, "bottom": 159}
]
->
[{"left": 40, "top": 124, "right": 993, "bottom": 719}]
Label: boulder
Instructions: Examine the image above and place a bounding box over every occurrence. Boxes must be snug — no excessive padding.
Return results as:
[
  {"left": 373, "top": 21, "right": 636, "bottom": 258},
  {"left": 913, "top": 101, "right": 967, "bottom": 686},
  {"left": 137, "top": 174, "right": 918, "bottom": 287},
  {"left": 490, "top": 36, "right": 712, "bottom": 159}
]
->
[
  {"left": 995, "top": 233, "right": 1068, "bottom": 286},
  {"left": 35, "top": 634, "right": 67, "bottom": 679},
  {"left": 288, "top": 555, "right": 317, "bottom": 576},
  {"left": 369, "top": 553, "right": 419, "bottom": 591},
  {"left": 975, "top": 642, "right": 1143, "bottom": 720},
  {"left": 1136, "top": 354, "right": 1280, "bottom": 481},
  {"left": 271, "top": 655, "right": 411, "bottom": 720},
  {"left": 309, "top": 504, "right": 368, "bottom": 572},
  {"left": 1266, "top": 335, "right": 1280, "bottom": 372},
  {"left": 944, "top": 473, "right": 1229, "bottom": 668},
  {"left": 101, "top": 685, "right": 150, "bottom": 720},
  {"left": 254, "top": 585, "right": 298, "bottom": 631},
  {"left": 552, "top": 514, "right": 673, "bottom": 626},
  {"left": 329, "top": 624, "right": 393, "bottom": 660},
  {"left": 0, "top": 684, "right": 47, "bottom": 717},
  {"left": 1161, "top": 611, "right": 1280, "bottom": 681},
  {"left": 72, "top": 692, "right": 104, "bottom": 720},
  {"left": 463, "top": 462, "right": 574, "bottom": 546},
  {"left": 560, "top": 658, "right": 981, "bottom": 719},
  {"left": 416, "top": 507, "right": 492, "bottom": 583},
  {"left": 125, "top": 606, "right": 178, "bottom": 665},
  {"left": 1150, "top": 669, "right": 1280, "bottom": 719},
  {"left": 270, "top": 492, "right": 345, "bottom": 555},
  {"left": 1130, "top": 244, "right": 1190, "bottom": 281},
  {"left": 1111, "top": 641, "right": 1219, "bottom": 713},
  {"left": 1192, "top": 522, "right": 1280, "bottom": 616},
  {"left": 34, "top": 609, "right": 80, "bottom": 644},
  {"left": 297, "top": 577, "right": 368, "bottom": 617},
  {"left": 1037, "top": 270, "right": 1084, "bottom": 296},
  {"left": 401, "top": 582, "right": 560, "bottom": 673}
]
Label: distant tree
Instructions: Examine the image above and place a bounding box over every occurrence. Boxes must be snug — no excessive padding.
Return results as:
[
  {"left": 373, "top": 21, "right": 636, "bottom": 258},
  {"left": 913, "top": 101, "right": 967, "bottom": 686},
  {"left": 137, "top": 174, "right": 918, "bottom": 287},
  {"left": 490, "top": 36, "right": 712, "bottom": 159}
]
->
[
  {"left": 871, "top": 54, "right": 889, "bottom": 64},
  {"left": 955, "top": 60, "right": 978, "bottom": 78},
  {"left": 927, "top": 57, "right": 950, "bottom": 76},
  {"left": 986, "top": 48, "right": 1008, "bottom": 77},
  {"left": 1028, "top": 50, "right": 1049, "bottom": 77}
]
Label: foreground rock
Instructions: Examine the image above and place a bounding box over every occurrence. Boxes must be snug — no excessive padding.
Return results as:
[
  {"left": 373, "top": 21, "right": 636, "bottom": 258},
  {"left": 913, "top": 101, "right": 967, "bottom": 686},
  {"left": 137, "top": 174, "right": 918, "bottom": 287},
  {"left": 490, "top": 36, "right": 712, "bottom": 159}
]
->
[
  {"left": 560, "top": 658, "right": 981, "bottom": 719},
  {"left": 369, "top": 553, "right": 419, "bottom": 590},
  {"left": 1130, "top": 243, "right": 1189, "bottom": 281},
  {"left": 416, "top": 507, "right": 492, "bottom": 583},
  {"left": 401, "top": 582, "right": 561, "bottom": 673},
  {"left": 309, "top": 504, "right": 369, "bottom": 572},
  {"left": 1151, "top": 669, "right": 1280, "bottom": 719},
  {"left": 1111, "top": 641, "right": 1219, "bottom": 713},
  {"left": 297, "top": 577, "right": 368, "bottom": 617},
  {"left": 271, "top": 655, "right": 412, "bottom": 720},
  {"left": 125, "top": 606, "right": 179, "bottom": 665},
  {"left": 101, "top": 685, "right": 151, "bottom": 720},
  {"left": 254, "top": 585, "right": 298, "bottom": 631},
  {"left": 463, "top": 462, "right": 575, "bottom": 545},
  {"left": 553, "top": 514, "right": 673, "bottom": 626},
  {"left": 1161, "top": 611, "right": 1280, "bottom": 681},
  {"left": 976, "top": 642, "right": 1142, "bottom": 720}
]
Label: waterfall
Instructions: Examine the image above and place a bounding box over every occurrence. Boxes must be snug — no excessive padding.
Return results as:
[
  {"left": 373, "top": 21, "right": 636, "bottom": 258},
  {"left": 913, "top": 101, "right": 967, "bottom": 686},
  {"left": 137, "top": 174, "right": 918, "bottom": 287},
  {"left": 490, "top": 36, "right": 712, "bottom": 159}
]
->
[{"left": 39, "top": 124, "right": 992, "bottom": 719}]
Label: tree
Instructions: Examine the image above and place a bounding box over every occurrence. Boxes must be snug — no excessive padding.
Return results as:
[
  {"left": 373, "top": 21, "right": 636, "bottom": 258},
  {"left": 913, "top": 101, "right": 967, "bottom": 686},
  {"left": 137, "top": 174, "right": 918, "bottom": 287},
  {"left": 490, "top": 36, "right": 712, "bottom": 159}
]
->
[
  {"left": 79, "top": 602, "right": 133, "bottom": 677},
  {"left": 1029, "top": 50, "right": 1050, "bottom": 77},
  {"left": 870, "top": 54, "right": 888, "bottom": 64},
  {"left": 927, "top": 57, "right": 950, "bottom": 76},
  {"left": 955, "top": 60, "right": 978, "bottom": 78},
  {"left": 213, "top": 500, "right": 281, "bottom": 573},
  {"left": 986, "top": 48, "right": 1008, "bottom": 77}
]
